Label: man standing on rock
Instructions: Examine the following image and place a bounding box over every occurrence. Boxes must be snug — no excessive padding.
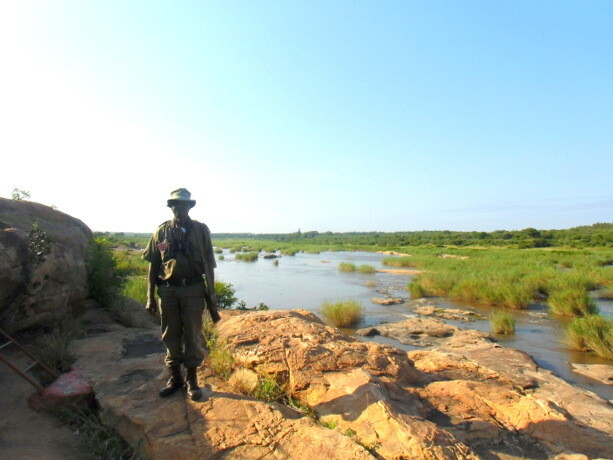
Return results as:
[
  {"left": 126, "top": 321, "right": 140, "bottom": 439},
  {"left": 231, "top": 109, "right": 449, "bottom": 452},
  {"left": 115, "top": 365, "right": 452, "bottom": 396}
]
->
[{"left": 143, "top": 188, "right": 220, "bottom": 401}]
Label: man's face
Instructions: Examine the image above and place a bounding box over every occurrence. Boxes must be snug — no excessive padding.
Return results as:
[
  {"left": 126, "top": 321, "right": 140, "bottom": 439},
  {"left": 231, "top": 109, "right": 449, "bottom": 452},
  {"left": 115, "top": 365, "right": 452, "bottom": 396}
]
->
[{"left": 169, "top": 201, "right": 191, "bottom": 221}]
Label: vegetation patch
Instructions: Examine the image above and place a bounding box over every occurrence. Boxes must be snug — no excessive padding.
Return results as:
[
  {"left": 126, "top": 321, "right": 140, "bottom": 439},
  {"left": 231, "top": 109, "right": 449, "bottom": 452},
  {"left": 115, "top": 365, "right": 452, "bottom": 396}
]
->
[
  {"left": 321, "top": 300, "right": 363, "bottom": 327},
  {"left": 253, "top": 373, "right": 285, "bottom": 402},
  {"left": 202, "top": 321, "right": 235, "bottom": 378},
  {"left": 490, "top": 311, "right": 516, "bottom": 334},
  {"left": 358, "top": 264, "right": 375, "bottom": 274},
  {"left": 53, "top": 405, "right": 141, "bottom": 459},
  {"left": 565, "top": 315, "right": 613, "bottom": 359},
  {"left": 407, "top": 281, "right": 426, "bottom": 299},
  {"left": 548, "top": 288, "right": 599, "bottom": 317},
  {"left": 338, "top": 262, "right": 357, "bottom": 272},
  {"left": 122, "top": 277, "right": 148, "bottom": 305},
  {"left": 235, "top": 252, "right": 259, "bottom": 262}
]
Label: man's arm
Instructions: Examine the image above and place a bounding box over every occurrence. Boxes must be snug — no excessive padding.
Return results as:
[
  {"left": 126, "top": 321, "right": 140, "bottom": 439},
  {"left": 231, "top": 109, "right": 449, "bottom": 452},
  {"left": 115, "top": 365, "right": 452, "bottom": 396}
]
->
[{"left": 145, "top": 258, "right": 161, "bottom": 315}]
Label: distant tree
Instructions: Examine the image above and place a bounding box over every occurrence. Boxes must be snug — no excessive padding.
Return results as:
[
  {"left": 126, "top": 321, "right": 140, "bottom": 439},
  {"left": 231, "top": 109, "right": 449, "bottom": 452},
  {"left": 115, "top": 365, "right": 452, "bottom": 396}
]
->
[{"left": 11, "top": 188, "right": 31, "bottom": 201}]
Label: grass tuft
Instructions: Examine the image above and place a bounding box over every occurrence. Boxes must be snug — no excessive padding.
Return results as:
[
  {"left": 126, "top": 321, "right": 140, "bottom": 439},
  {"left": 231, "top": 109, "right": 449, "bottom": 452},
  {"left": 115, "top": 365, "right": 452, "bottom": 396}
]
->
[
  {"left": 202, "top": 321, "right": 235, "bottom": 378},
  {"left": 235, "top": 252, "right": 259, "bottom": 262},
  {"left": 338, "top": 262, "right": 357, "bottom": 272},
  {"left": 407, "top": 281, "right": 426, "bottom": 299},
  {"left": 53, "top": 405, "right": 141, "bottom": 459},
  {"left": 548, "top": 288, "right": 599, "bottom": 317},
  {"left": 321, "top": 300, "right": 363, "bottom": 327},
  {"left": 253, "top": 373, "right": 285, "bottom": 402},
  {"left": 358, "top": 264, "right": 376, "bottom": 274},
  {"left": 490, "top": 311, "right": 516, "bottom": 334},
  {"left": 565, "top": 315, "right": 613, "bottom": 359}
]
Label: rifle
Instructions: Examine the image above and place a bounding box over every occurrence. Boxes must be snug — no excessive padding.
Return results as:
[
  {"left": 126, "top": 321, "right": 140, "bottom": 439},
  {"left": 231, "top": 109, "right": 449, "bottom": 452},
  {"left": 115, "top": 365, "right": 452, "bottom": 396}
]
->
[{"left": 193, "top": 222, "right": 221, "bottom": 323}]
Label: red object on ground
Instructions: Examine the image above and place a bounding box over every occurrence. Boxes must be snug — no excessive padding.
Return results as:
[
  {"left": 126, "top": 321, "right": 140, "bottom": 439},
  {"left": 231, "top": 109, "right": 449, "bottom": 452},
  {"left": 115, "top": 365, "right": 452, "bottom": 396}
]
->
[{"left": 28, "top": 368, "right": 94, "bottom": 412}]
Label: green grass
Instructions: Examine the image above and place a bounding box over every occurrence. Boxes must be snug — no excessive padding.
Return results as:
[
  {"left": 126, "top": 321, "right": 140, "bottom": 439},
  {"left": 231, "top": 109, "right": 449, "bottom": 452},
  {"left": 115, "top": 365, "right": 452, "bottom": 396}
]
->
[
  {"left": 565, "top": 315, "right": 613, "bottom": 359},
  {"left": 548, "top": 288, "right": 599, "bottom": 317},
  {"left": 235, "top": 252, "right": 259, "bottom": 262},
  {"left": 358, "top": 264, "right": 375, "bottom": 274},
  {"left": 321, "top": 300, "right": 363, "bottom": 327},
  {"left": 490, "top": 311, "right": 516, "bottom": 334},
  {"left": 122, "top": 276, "right": 148, "bottom": 304},
  {"left": 407, "top": 281, "right": 426, "bottom": 299},
  {"left": 338, "top": 262, "right": 357, "bottom": 272},
  {"left": 202, "top": 321, "right": 235, "bottom": 378},
  {"left": 253, "top": 374, "right": 285, "bottom": 402}
]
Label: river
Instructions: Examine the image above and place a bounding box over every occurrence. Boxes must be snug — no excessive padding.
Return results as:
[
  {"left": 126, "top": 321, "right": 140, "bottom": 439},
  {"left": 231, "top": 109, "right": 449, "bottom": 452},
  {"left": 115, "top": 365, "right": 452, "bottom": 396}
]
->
[{"left": 215, "top": 249, "right": 613, "bottom": 400}]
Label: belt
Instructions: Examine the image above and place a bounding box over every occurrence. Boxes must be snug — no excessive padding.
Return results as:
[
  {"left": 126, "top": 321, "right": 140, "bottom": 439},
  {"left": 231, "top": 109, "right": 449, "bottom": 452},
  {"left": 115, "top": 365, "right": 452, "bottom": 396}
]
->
[{"left": 158, "top": 277, "right": 202, "bottom": 287}]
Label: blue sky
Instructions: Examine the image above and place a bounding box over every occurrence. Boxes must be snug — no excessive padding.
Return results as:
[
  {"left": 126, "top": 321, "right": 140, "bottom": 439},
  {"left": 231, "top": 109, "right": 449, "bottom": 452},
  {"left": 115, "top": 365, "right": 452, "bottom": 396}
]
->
[{"left": 1, "top": 2, "right": 611, "bottom": 233}]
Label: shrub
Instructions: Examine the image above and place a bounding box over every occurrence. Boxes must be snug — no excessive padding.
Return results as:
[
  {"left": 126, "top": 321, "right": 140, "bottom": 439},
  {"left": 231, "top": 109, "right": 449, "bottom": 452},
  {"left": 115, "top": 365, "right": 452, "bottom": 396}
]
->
[
  {"left": 215, "top": 281, "right": 237, "bottom": 309},
  {"left": 28, "top": 222, "right": 51, "bottom": 263},
  {"left": 490, "top": 311, "right": 516, "bottom": 334},
  {"left": 565, "top": 315, "right": 613, "bottom": 359},
  {"left": 358, "top": 264, "right": 375, "bottom": 274},
  {"left": 88, "top": 238, "right": 124, "bottom": 306},
  {"left": 548, "top": 289, "right": 599, "bottom": 317},
  {"left": 321, "top": 300, "right": 363, "bottom": 327},
  {"left": 407, "top": 281, "right": 426, "bottom": 299},
  {"left": 338, "top": 262, "right": 357, "bottom": 272}
]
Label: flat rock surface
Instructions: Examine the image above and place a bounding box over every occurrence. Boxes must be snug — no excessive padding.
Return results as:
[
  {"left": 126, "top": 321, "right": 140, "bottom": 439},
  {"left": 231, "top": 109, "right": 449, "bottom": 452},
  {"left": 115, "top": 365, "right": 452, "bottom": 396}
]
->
[
  {"left": 70, "top": 309, "right": 613, "bottom": 459},
  {"left": 570, "top": 363, "right": 613, "bottom": 386}
]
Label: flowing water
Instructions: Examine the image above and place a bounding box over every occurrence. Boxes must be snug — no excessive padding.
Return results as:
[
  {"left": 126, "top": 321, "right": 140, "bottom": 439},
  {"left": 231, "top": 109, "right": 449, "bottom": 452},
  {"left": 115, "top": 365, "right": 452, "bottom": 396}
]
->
[{"left": 216, "top": 250, "right": 613, "bottom": 400}]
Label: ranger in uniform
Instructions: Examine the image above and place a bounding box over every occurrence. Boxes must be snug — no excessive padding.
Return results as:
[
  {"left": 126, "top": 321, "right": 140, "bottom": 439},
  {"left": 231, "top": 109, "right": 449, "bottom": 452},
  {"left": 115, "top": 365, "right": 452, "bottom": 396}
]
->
[{"left": 143, "top": 188, "right": 220, "bottom": 400}]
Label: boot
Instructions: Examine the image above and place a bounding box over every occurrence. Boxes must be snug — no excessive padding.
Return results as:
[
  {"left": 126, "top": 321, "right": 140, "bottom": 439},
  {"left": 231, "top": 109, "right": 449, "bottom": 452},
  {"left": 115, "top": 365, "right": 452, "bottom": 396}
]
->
[
  {"left": 186, "top": 367, "right": 202, "bottom": 401},
  {"left": 159, "top": 365, "right": 184, "bottom": 397}
]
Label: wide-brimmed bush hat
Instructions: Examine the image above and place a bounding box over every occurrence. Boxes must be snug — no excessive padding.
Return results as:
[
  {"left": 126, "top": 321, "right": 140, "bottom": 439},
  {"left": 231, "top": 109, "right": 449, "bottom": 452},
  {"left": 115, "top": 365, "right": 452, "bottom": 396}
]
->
[{"left": 167, "top": 188, "right": 196, "bottom": 208}]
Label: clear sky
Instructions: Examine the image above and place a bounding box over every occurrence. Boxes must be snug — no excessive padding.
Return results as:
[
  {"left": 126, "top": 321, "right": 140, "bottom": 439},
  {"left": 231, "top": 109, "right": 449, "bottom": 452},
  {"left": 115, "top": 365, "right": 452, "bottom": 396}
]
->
[{"left": 1, "top": 1, "right": 611, "bottom": 233}]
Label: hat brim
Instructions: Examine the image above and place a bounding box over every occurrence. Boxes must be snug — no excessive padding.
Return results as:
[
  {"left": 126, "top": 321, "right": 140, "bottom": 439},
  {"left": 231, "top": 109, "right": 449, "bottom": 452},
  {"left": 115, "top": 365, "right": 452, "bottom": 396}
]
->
[{"left": 167, "top": 199, "right": 196, "bottom": 208}]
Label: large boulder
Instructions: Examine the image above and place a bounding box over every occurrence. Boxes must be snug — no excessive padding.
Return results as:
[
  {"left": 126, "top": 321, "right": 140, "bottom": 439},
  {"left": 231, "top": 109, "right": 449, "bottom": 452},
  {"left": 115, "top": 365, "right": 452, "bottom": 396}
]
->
[{"left": 0, "top": 198, "right": 93, "bottom": 331}]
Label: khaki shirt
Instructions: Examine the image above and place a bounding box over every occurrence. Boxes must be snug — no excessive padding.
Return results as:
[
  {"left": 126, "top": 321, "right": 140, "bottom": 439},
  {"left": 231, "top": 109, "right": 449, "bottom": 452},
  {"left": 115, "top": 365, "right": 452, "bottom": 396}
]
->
[{"left": 143, "top": 219, "right": 216, "bottom": 287}]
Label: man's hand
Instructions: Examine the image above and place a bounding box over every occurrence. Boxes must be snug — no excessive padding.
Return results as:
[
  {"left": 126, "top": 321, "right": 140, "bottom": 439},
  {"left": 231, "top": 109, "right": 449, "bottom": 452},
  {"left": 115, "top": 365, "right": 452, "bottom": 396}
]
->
[{"left": 145, "top": 298, "right": 158, "bottom": 316}]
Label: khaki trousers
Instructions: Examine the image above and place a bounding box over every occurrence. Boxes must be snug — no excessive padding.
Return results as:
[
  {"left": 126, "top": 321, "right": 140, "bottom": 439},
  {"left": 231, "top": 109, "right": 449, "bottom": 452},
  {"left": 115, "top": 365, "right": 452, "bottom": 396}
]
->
[{"left": 157, "top": 283, "right": 207, "bottom": 368}]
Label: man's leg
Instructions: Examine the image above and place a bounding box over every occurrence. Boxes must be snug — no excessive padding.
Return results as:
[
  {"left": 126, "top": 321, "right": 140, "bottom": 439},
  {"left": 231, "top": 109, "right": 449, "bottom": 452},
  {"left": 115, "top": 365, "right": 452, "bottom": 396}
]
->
[
  {"left": 178, "top": 283, "right": 207, "bottom": 400},
  {"left": 158, "top": 285, "right": 185, "bottom": 397}
]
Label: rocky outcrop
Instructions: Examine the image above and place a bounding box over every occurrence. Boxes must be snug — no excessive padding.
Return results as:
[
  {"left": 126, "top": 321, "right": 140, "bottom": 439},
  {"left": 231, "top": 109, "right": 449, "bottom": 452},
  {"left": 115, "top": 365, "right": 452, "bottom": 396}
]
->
[
  {"left": 0, "top": 198, "right": 93, "bottom": 331},
  {"left": 413, "top": 305, "right": 485, "bottom": 322},
  {"left": 570, "top": 363, "right": 613, "bottom": 386},
  {"left": 370, "top": 297, "right": 404, "bottom": 306},
  {"left": 72, "top": 309, "right": 613, "bottom": 459},
  {"left": 356, "top": 316, "right": 492, "bottom": 348}
]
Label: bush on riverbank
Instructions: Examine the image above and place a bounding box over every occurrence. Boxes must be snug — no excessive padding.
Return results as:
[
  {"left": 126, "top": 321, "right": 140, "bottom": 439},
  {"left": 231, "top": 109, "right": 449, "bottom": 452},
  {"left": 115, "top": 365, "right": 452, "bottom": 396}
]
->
[
  {"left": 490, "top": 311, "right": 516, "bottom": 334},
  {"left": 321, "top": 300, "right": 363, "bottom": 327},
  {"left": 565, "top": 315, "right": 613, "bottom": 359},
  {"left": 384, "top": 247, "right": 612, "bottom": 312}
]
